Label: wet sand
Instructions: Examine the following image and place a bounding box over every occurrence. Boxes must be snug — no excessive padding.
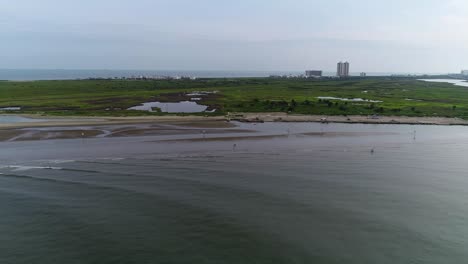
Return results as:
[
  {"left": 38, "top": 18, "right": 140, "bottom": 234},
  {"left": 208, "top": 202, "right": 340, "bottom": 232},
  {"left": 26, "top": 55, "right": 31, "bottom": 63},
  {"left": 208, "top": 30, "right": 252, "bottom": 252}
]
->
[
  {"left": 1, "top": 113, "right": 468, "bottom": 142},
  {"left": 233, "top": 113, "right": 468, "bottom": 126},
  {"left": 0, "top": 115, "right": 228, "bottom": 130},
  {"left": 0, "top": 115, "right": 236, "bottom": 141},
  {"left": 0, "top": 121, "right": 254, "bottom": 142},
  {"left": 2, "top": 113, "right": 468, "bottom": 130}
]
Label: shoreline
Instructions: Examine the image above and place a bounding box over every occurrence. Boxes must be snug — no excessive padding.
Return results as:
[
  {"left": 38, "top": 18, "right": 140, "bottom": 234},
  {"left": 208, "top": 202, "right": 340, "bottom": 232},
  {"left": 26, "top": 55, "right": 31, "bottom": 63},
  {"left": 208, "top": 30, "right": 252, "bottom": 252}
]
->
[
  {"left": 230, "top": 113, "right": 468, "bottom": 126},
  {"left": 0, "top": 115, "right": 228, "bottom": 129},
  {"left": 1, "top": 113, "right": 468, "bottom": 142},
  {"left": 2, "top": 113, "right": 468, "bottom": 129}
]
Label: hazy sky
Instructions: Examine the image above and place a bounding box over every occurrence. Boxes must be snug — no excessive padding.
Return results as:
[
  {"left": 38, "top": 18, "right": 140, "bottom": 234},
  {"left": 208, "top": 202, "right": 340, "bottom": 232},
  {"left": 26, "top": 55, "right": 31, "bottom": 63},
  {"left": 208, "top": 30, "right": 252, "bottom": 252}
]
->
[{"left": 1, "top": 0, "right": 468, "bottom": 73}]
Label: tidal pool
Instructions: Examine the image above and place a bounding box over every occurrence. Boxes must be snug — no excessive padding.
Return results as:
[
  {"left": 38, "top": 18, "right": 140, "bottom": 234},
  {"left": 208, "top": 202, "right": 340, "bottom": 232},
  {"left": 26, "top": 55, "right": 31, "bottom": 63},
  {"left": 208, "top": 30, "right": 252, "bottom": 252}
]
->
[
  {"left": 0, "top": 115, "right": 48, "bottom": 124},
  {"left": 317, "top": 96, "right": 383, "bottom": 103},
  {"left": 128, "top": 101, "right": 211, "bottom": 113}
]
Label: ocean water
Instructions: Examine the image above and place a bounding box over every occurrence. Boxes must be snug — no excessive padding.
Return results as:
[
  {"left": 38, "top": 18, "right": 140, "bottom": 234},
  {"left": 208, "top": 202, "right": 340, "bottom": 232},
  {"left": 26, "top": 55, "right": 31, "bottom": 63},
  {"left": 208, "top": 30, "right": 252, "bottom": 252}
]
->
[
  {"left": 0, "top": 115, "right": 48, "bottom": 124},
  {"left": 0, "top": 69, "right": 304, "bottom": 80},
  {"left": 0, "top": 69, "right": 402, "bottom": 81},
  {"left": 420, "top": 79, "right": 468, "bottom": 87},
  {"left": 1, "top": 122, "right": 468, "bottom": 263}
]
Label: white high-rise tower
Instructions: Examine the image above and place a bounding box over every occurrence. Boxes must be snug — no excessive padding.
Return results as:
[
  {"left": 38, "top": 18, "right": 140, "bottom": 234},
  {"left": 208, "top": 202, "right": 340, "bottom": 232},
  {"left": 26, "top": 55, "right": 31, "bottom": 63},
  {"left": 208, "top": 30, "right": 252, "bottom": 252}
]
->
[{"left": 337, "top": 61, "right": 350, "bottom": 77}]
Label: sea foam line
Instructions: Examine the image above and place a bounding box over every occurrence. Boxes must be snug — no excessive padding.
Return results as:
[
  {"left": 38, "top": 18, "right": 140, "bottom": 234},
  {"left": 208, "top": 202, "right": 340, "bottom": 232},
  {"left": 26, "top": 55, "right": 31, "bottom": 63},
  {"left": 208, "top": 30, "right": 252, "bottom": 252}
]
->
[{"left": 0, "top": 165, "right": 63, "bottom": 172}]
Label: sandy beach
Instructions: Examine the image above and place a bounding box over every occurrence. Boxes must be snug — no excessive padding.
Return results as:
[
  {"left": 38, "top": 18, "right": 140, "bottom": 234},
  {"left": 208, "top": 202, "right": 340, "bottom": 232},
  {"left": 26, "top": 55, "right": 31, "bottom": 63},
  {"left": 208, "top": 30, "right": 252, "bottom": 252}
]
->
[
  {"left": 1, "top": 113, "right": 468, "bottom": 142},
  {"left": 0, "top": 115, "right": 228, "bottom": 130},
  {"left": 232, "top": 113, "right": 468, "bottom": 126}
]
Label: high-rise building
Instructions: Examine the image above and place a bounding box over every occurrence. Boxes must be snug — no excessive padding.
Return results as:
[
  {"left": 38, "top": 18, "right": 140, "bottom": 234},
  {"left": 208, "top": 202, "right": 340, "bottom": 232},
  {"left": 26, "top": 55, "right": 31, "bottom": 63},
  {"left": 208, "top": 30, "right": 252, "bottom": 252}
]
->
[
  {"left": 344, "top": 62, "right": 350, "bottom": 76},
  {"left": 305, "top": 70, "right": 322, "bottom": 78},
  {"left": 360, "top": 72, "right": 367, "bottom": 77},
  {"left": 462, "top": 70, "right": 468, "bottom": 76},
  {"left": 337, "top": 61, "right": 350, "bottom": 77}
]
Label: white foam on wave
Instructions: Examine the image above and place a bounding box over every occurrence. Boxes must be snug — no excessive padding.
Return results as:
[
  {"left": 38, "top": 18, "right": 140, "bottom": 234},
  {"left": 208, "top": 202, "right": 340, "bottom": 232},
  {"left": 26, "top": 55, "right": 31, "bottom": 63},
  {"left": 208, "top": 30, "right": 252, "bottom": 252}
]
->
[
  {"left": 0, "top": 165, "right": 63, "bottom": 172},
  {"left": 47, "top": 160, "right": 76, "bottom": 164},
  {"left": 99, "top": 157, "right": 125, "bottom": 161}
]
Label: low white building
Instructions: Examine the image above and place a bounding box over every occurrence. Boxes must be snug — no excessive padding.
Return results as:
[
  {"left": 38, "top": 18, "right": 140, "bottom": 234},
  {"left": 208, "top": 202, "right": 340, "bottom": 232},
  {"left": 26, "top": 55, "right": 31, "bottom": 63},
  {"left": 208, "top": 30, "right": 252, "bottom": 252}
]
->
[{"left": 305, "top": 70, "right": 322, "bottom": 78}]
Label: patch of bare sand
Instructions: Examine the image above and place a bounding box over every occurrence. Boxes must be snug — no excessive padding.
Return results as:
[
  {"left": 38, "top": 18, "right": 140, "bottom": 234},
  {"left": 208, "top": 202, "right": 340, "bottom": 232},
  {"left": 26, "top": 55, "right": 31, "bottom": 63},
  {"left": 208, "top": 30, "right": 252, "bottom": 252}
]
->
[
  {"left": 233, "top": 113, "right": 468, "bottom": 126},
  {"left": 0, "top": 115, "right": 227, "bottom": 130},
  {"left": 10, "top": 130, "right": 104, "bottom": 141},
  {"left": 5, "top": 113, "right": 468, "bottom": 129},
  {"left": 0, "top": 130, "right": 24, "bottom": 141},
  {"left": 0, "top": 122, "right": 254, "bottom": 142}
]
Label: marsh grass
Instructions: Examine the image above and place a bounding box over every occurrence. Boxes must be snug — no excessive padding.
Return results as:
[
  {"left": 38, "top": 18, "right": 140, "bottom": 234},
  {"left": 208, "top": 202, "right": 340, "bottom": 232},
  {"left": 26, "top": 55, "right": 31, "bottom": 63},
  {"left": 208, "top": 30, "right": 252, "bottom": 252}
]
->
[{"left": 0, "top": 77, "right": 467, "bottom": 118}]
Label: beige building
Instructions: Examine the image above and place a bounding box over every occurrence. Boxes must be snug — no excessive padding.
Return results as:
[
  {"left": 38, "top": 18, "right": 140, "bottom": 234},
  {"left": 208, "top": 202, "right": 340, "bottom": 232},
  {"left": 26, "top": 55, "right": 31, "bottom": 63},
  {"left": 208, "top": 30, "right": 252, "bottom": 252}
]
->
[{"left": 337, "top": 62, "right": 350, "bottom": 77}]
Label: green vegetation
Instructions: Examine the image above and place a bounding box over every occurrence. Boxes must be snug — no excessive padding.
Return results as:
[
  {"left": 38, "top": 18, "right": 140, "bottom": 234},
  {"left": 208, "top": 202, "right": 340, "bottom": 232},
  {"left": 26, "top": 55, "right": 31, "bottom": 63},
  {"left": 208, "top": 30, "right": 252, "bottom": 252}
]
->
[{"left": 1, "top": 77, "right": 468, "bottom": 118}]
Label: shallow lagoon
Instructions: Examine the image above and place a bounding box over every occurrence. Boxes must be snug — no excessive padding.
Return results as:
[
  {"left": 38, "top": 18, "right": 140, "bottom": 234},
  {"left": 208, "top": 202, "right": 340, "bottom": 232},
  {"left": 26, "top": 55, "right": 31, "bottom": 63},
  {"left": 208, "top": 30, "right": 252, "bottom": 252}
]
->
[
  {"left": 0, "top": 115, "right": 48, "bottom": 124},
  {"left": 128, "top": 101, "right": 210, "bottom": 113},
  {"left": 419, "top": 79, "right": 468, "bottom": 87}
]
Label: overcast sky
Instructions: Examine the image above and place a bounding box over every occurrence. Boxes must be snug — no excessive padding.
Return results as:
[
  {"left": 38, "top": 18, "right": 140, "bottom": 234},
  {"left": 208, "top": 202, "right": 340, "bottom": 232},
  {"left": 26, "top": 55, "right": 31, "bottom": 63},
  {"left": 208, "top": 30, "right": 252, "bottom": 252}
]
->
[{"left": 1, "top": 0, "right": 468, "bottom": 73}]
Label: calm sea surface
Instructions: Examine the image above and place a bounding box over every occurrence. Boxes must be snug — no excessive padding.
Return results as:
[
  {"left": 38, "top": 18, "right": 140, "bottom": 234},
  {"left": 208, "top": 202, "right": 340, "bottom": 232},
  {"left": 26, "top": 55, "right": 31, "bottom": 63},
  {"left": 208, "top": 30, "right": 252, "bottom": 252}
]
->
[
  {"left": 1, "top": 122, "right": 468, "bottom": 263},
  {"left": 0, "top": 69, "right": 402, "bottom": 80},
  {"left": 0, "top": 69, "right": 303, "bottom": 80}
]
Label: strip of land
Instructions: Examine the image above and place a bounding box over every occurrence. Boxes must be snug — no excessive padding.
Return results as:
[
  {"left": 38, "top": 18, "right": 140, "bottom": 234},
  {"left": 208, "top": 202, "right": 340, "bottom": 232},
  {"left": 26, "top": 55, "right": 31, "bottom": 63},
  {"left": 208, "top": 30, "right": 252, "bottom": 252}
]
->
[
  {"left": 2, "top": 77, "right": 468, "bottom": 119},
  {"left": 3, "top": 112, "right": 468, "bottom": 131},
  {"left": 0, "top": 113, "right": 467, "bottom": 142},
  {"left": 0, "top": 115, "right": 228, "bottom": 130},
  {"left": 3, "top": 76, "right": 468, "bottom": 142},
  {"left": 233, "top": 113, "right": 468, "bottom": 125},
  {"left": 0, "top": 118, "right": 250, "bottom": 142}
]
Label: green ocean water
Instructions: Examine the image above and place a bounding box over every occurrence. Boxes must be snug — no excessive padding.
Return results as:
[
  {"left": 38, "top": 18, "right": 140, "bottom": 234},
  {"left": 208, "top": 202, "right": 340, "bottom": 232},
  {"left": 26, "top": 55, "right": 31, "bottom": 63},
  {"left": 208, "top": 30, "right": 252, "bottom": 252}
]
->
[{"left": 1, "top": 122, "right": 468, "bottom": 263}]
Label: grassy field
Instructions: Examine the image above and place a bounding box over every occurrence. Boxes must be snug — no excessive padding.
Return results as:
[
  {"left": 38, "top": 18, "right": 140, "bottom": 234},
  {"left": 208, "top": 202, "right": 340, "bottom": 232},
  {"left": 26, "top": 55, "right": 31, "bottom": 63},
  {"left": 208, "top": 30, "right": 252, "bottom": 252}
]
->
[{"left": 1, "top": 77, "right": 468, "bottom": 118}]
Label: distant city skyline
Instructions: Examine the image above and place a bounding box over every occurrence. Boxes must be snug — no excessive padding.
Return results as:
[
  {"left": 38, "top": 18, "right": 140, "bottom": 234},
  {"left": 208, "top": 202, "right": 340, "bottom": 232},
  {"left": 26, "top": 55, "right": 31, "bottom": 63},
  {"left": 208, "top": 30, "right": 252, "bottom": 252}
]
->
[{"left": 2, "top": 0, "right": 468, "bottom": 73}]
